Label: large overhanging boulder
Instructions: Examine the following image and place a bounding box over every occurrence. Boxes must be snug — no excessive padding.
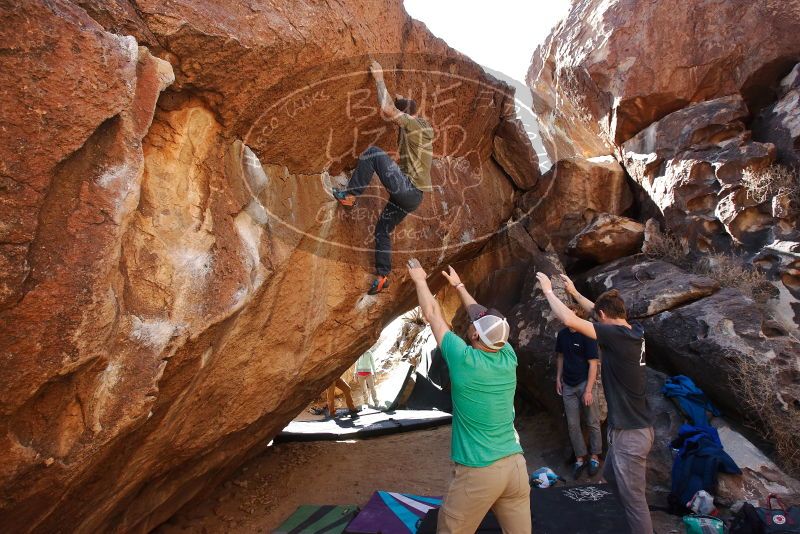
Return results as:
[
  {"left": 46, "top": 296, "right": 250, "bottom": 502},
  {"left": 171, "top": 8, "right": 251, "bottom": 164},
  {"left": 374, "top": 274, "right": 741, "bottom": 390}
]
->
[
  {"left": 527, "top": 0, "right": 800, "bottom": 159},
  {"left": 0, "top": 1, "right": 536, "bottom": 532}
]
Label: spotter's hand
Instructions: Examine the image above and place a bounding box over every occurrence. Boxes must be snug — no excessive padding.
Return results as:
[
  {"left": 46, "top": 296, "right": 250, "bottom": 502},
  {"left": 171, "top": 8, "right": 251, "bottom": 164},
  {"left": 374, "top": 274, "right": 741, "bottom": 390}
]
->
[
  {"left": 535, "top": 272, "right": 553, "bottom": 293},
  {"left": 441, "top": 265, "right": 462, "bottom": 287},
  {"left": 559, "top": 274, "right": 576, "bottom": 295},
  {"left": 407, "top": 258, "right": 427, "bottom": 282}
]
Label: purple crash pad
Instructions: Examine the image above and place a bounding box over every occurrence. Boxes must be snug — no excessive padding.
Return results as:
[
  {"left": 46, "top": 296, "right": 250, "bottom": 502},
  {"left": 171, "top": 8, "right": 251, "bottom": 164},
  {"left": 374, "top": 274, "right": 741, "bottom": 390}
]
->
[{"left": 344, "top": 491, "right": 442, "bottom": 534}]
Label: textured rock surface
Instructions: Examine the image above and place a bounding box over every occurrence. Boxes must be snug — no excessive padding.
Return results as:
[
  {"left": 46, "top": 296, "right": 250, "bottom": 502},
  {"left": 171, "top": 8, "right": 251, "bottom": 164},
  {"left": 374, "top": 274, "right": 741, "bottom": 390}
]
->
[
  {"left": 642, "top": 288, "right": 800, "bottom": 421},
  {"left": 527, "top": 0, "right": 800, "bottom": 158},
  {"left": 517, "top": 156, "right": 632, "bottom": 259},
  {"left": 754, "top": 240, "right": 800, "bottom": 336},
  {"left": 566, "top": 214, "right": 644, "bottom": 264},
  {"left": 492, "top": 117, "right": 541, "bottom": 190},
  {"left": 583, "top": 257, "right": 719, "bottom": 318},
  {"left": 753, "top": 64, "right": 800, "bottom": 166},
  {"left": 621, "top": 95, "right": 777, "bottom": 252},
  {"left": 0, "top": 1, "right": 533, "bottom": 532}
]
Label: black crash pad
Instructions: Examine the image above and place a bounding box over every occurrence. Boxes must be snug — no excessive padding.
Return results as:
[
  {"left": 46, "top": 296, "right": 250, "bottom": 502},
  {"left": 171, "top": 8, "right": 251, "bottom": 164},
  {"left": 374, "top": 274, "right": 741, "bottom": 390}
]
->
[
  {"left": 276, "top": 409, "right": 452, "bottom": 442},
  {"left": 418, "top": 484, "right": 630, "bottom": 534},
  {"left": 531, "top": 484, "right": 631, "bottom": 534},
  {"left": 419, "top": 484, "right": 629, "bottom": 534}
]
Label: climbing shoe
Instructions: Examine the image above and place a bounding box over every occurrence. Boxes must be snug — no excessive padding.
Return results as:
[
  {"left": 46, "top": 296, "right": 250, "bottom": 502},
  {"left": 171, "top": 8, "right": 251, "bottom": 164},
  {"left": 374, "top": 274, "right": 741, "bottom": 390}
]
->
[
  {"left": 348, "top": 409, "right": 360, "bottom": 419},
  {"left": 572, "top": 460, "right": 586, "bottom": 480},
  {"left": 588, "top": 458, "right": 601, "bottom": 477},
  {"left": 332, "top": 187, "right": 355, "bottom": 207},
  {"left": 368, "top": 276, "right": 390, "bottom": 295}
]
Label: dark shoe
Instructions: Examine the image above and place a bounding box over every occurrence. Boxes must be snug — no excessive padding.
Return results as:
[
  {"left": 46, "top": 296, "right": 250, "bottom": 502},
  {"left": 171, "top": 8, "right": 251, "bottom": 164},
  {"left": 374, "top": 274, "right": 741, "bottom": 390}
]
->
[
  {"left": 368, "top": 276, "right": 390, "bottom": 295},
  {"left": 332, "top": 187, "right": 355, "bottom": 207},
  {"left": 572, "top": 461, "right": 586, "bottom": 480},
  {"left": 588, "top": 458, "right": 601, "bottom": 477},
  {"left": 348, "top": 409, "right": 360, "bottom": 418}
]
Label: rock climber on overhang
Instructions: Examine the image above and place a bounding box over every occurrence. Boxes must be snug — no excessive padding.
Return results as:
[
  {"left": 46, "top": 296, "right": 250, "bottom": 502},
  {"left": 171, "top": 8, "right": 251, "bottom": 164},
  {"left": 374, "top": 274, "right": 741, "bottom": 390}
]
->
[{"left": 332, "top": 59, "right": 435, "bottom": 295}]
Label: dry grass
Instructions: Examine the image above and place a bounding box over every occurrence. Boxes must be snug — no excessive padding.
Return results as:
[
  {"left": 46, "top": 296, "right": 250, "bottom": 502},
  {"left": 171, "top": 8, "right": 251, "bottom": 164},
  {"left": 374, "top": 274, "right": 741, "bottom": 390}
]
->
[
  {"left": 643, "top": 229, "right": 690, "bottom": 268},
  {"left": 404, "top": 307, "right": 426, "bottom": 327},
  {"left": 393, "top": 308, "right": 427, "bottom": 353},
  {"left": 730, "top": 355, "right": 800, "bottom": 475},
  {"left": 741, "top": 164, "right": 800, "bottom": 205},
  {"left": 693, "top": 253, "right": 774, "bottom": 304}
]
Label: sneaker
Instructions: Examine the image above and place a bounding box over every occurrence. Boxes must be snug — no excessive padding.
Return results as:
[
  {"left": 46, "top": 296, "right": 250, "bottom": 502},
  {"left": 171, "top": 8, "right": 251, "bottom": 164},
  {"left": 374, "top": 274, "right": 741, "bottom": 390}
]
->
[
  {"left": 588, "top": 458, "right": 601, "bottom": 477},
  {"left": 332, "top": 187, "right": 355, "bottom": 207},
  {"left": 368, "top": 276, "right": 390, "bottom": 295},
  {"left": 572, "top": 461, "right": 586, "bottom": 480},
  {"left": 348, "top": 409, "right": 360, "bottom": 418}
]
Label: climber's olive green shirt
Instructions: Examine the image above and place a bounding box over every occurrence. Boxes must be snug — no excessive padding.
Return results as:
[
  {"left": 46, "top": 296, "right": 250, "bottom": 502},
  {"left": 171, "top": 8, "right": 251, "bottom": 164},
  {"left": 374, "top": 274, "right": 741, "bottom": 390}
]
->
[
  {"left": 397, "top": 114, "right": 434, "bottom": 192},
  {"left": 440, "top": 331, "right": 523, "bottom": 467}
]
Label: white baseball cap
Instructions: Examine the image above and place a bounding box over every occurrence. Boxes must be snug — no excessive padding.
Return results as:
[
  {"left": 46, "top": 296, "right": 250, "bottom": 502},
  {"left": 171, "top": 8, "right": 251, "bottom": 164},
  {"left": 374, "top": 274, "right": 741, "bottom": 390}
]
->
[{"left": 468, "top": 304, "right": 510, "bottom": 350}]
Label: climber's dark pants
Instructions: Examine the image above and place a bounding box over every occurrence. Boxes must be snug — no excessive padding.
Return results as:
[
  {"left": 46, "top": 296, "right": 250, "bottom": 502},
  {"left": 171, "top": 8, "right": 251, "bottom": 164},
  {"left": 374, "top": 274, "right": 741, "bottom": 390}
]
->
[{"left": 344, "top": 146, "right": 424, "bottom": 276}]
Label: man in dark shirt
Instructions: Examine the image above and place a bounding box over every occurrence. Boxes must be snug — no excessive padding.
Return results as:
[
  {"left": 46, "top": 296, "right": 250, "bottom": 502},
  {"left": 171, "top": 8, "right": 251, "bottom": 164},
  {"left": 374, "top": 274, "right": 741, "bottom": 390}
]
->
[
  {"left": 537, "top": 272, "right": 654, "bottom": 534},
  {"left": 555, "top": 303, "right": 602, "bottom": 479}
]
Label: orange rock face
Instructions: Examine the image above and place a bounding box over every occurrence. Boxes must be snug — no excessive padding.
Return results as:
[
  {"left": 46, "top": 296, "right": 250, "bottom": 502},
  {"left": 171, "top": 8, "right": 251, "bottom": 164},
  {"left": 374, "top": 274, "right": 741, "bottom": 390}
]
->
[
  {"left": 528, "top": 0, "right": 800, "bottom": 158},
  {"left": 517, "top": 156, "right": 632, "bottom": 261},
  {"left": 0, "top": 1, "right": 532, "bottom": 532}
]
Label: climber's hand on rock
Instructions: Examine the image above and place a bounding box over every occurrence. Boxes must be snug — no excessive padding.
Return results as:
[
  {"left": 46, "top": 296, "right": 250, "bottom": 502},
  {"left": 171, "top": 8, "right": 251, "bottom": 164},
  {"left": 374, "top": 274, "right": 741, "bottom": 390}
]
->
[
  {"left": 559, "top": 274, "right": 576, "bottom": 295},
  {"left": 441, "top": 265, "right": 462, "bottom": 287},
  {"left": 407, "top": 258, "right": 427, "bottom": 283},
  {"left": 535, "top": 272, "right": 553, "bottom": 292},
  {"left": 369, "top": 60, "right": 383, "bottom": 79}
]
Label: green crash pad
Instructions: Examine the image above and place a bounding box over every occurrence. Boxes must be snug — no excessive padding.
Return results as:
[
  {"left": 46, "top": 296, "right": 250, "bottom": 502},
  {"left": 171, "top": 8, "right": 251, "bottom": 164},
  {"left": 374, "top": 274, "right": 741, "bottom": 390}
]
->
[{"left": 274, "top": 504, "right": 359, "bottom": 533}]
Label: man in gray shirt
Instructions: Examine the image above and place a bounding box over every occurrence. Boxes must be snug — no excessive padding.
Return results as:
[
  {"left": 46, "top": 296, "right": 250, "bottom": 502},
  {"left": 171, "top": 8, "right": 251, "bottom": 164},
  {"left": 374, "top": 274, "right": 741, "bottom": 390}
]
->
[{"left": 536, "top": 272, "right": 654, "bottom": 534}]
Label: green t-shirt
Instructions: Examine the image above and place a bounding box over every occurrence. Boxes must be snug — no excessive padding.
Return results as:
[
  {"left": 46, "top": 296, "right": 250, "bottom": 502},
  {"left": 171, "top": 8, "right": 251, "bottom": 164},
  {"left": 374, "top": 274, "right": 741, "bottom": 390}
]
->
[
  {"left": 397, "top": 114, "right": 434, "bottom": 192},
  {"left": 440, "top": 331, "right": 523, "bottom": 467}
]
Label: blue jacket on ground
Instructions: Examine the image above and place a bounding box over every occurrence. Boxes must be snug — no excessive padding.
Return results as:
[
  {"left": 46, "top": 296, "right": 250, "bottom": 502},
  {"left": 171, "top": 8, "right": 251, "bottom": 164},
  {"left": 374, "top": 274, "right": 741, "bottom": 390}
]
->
[
  {"left": 670, "top": 424, "right": 741, "bottom": 508},
  {"left": 662, "top": 375, "right": 720, "bottom": 426}
]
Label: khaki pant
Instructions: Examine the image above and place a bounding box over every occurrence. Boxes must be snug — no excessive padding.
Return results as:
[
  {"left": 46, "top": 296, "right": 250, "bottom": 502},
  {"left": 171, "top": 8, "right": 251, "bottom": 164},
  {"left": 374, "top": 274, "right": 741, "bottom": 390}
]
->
[
  {"left": 326, "top": 377, "right": 356, "bottom": 415},
  {"left": 603, "top": 427, "right": 654, "bottom": 534},
  {"left": 357, "top": 373, "right": 379, "bottom": 406},
  {"left": 438, "top": 453, "right": 531, "bottom": 534}
]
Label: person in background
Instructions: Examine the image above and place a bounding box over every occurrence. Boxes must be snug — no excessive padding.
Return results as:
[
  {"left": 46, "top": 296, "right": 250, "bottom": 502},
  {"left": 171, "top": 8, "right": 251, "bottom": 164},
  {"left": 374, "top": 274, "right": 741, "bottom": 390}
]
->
[
  {"left": 556, "top": 302, "right": 603, "bottom": 479},
  {"left": 536, "top": 272, "right": 654, "bottom": 534},
  {"left": 409, "top": 259, "right": 530, "bottom": 534},
  {"left": 355, "top": 349, "right": 380, "bottom": 408},
  {"left": 326, "top": 377, "right": 358, "bottom": 419}
]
